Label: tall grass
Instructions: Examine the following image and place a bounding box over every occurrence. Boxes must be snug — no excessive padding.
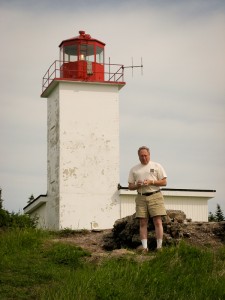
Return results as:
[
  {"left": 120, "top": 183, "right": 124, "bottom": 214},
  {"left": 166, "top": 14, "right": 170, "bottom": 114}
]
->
[
  {"left": 0, "top": 229, "right": 225, "bottom": 300},
  {"left": 42, "top": 243, "right": 225, "bottom": 300},
  {"left": 0, "top": 228, "right": 90, "bottom": 299}
]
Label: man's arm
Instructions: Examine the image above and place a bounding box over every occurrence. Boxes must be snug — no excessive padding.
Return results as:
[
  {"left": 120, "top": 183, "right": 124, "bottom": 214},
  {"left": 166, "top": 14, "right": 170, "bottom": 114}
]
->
[
  {"left": 142, "top": 177, "right": 167, "bottom": 187},
  {"left": 128, "top": 182, "right": 137, "bottom": 190},
  {"left": 128, "top": 180, "right": 144, "bottom": 190},
  {"left": 153, "top": 177, "right": 167, "bottom": 187}
]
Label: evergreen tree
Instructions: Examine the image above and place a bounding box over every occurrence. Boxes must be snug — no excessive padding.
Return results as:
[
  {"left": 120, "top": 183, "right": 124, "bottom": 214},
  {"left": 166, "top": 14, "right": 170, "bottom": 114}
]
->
[
  {"left": 215, "top": 204, "right": 225, "bottom": 222},
  {"left": 208, "top": 211, "right": 216, "bottom": 222}
]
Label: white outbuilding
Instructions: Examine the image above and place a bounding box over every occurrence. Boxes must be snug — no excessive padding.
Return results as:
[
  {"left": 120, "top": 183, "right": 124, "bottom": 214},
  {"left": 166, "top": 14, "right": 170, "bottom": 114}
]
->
[{"left": 119, "top": 187, "right": 216, "bottom": 223}]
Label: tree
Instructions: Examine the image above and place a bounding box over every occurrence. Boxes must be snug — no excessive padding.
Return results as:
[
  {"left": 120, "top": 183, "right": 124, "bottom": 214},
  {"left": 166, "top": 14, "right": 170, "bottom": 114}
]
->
[
  {"left": 208, "top": 211, "right": 216, "bottom": 222},
  {"left": 0, "top": 190, "right": 37, "bottom": 228},
  {"left": 215, "top": 204, "right": 225, "bottom": 222}
]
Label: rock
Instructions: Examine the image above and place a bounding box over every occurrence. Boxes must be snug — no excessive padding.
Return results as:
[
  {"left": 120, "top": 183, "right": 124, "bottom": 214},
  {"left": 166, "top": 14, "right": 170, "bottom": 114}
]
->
[
  {"left": 165, "top": 210, "right": 186, "bottom": 223},
  {"left": 102, "top": 212, "right": 225, "bottom": 251},
  {"left": 102, "top": 232, "right": 117, "bottom": 250}
]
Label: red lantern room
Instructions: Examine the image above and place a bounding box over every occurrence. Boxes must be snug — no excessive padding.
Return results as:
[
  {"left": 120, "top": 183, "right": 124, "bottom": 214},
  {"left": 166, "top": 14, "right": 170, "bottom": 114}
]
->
[
  {"left": 59, "top": 30, "right": 105, "bottom": 81},
  {"left": 42, "top": 30, "right": 126, "bottom": 95}
]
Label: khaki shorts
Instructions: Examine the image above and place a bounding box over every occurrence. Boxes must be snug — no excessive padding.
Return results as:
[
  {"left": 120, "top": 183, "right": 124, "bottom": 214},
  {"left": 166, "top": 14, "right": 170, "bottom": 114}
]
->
[{"left": 135, "top": 191, "right": 167, "bottom": 218}]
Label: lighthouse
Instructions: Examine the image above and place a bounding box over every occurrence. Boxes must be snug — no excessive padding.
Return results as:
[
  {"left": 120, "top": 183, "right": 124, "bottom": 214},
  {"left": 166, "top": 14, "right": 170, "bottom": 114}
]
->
[{"left": 25, "top": 31, "right": 125, "bottom": 230}]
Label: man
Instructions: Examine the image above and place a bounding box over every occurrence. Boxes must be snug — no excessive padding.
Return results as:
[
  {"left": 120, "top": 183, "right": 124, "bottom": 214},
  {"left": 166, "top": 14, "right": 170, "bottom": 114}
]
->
[{"left": 128, "top": 146, "right": 167, "bottom": 252}]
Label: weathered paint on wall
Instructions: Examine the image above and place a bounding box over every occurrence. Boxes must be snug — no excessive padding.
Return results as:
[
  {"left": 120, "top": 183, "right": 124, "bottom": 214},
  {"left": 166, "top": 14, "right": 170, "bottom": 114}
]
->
[{"left": 46, "top": 86, "right": 60, "bottom": 229}]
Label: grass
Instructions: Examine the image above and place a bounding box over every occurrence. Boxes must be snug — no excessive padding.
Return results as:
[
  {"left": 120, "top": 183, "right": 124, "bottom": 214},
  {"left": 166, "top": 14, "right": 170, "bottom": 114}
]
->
[{"left": 0, "top": 228, "right": 225, "bottom": 300}]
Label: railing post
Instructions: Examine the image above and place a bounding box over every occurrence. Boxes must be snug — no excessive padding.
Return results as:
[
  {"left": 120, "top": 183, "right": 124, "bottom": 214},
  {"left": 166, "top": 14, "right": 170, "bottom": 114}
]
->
[{"left": 108, "top": 57, "right": 111, "bottom": 81}]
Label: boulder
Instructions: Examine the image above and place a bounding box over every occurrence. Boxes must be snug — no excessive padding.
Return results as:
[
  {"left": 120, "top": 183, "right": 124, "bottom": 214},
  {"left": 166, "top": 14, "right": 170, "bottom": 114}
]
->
[{"left": 102, "top": 211, "right": 225, "bottom": 251}]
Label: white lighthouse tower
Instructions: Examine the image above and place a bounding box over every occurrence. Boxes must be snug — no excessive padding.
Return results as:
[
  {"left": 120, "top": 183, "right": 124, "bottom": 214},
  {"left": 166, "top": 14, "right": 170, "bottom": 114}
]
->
[{"left": 28, "top": 30, "right": 125, "bottom": 230}]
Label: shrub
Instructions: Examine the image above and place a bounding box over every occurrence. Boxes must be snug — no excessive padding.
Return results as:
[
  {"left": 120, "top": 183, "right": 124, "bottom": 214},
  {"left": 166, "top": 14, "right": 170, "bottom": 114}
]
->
[
  {"left": 0, "top": 209, "right": 11, "bottom": 227},
  {"left": 0, "top": 208, "right": 37, "bottom": 229}
]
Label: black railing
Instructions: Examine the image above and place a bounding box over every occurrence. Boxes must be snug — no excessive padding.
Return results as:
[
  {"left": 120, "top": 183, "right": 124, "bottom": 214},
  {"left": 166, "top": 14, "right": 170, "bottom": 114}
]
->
[{"left": 117, "top": 184, "right": 216, "bottom": 193}]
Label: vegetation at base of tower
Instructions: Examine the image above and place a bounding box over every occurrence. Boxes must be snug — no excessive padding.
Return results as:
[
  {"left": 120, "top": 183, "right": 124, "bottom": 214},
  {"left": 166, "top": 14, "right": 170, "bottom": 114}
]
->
[
  {"left": 0, "top": 190, "right": 38, "bottom": 229},
  {"left": 0, "top": 206, "right": 37, "bottom": 229},
  {"left": 0, "top": 228, "right": 225, "bottom": 300},
  {"left": 208, "top": 204, "right": 225, "bottom": 222}
]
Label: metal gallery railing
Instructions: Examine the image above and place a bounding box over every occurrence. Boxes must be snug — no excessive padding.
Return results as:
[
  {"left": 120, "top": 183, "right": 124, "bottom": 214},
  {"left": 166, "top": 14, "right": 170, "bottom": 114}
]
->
[{"left": 42, "top": 60, "right": 125, "bottom": 93}]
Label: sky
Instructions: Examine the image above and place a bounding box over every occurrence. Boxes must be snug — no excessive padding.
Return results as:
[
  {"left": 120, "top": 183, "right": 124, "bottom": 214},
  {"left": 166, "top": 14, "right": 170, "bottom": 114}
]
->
[{"left": 0, "top": 0, "right": 225, "bottom": 215}]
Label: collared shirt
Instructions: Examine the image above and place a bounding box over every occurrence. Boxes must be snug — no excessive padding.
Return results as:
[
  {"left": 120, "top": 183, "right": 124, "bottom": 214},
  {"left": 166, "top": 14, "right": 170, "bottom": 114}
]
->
[{"left": 128, "top": 161, "right": 167, "bottom": 194}]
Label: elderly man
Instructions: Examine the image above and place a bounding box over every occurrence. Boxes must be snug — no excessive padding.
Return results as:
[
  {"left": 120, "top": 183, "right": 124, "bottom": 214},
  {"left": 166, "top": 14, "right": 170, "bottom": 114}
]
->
[{"left": 128, "top": 146, "right": 167, "bottom": 252}]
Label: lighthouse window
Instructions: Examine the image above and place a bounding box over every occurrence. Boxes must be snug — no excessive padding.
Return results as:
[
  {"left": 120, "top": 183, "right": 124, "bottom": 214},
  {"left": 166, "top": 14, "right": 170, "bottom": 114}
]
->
[
  {"left": 96, "top": 47, "right": 104, "bottom": 64},
  {"left": 63, "top": 45, "right": 78, "bottom": 62}
]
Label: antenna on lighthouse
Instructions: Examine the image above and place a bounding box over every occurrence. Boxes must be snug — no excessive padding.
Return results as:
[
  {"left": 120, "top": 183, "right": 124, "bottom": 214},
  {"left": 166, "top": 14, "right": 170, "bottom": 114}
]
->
[{"left": 123, "top": 57, "right": 143, "bottom": 77}]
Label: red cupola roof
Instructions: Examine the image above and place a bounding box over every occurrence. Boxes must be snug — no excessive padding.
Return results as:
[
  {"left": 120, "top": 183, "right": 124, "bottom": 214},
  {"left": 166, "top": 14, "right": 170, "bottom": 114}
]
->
[{"left": 59, "top": 30, "right": 105, "bottom": 47}]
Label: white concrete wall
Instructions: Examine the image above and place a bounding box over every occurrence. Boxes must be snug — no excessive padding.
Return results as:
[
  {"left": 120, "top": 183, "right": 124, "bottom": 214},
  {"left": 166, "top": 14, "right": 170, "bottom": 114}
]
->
[
  {"left": 46, "top": 86, "right": 60, "bottom": 229},
  {"left": 29, "top": 204, "right": 47, "bottom": 229},
  {"left": 51, "top": 81, "right": 124, "bottom": 229},
  {"left": 24, "top": 196, "right": 47, "bottom": 228}
]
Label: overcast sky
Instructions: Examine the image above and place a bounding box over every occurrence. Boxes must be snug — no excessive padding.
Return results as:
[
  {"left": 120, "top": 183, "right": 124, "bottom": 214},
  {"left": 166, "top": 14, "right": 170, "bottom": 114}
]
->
[{"left": 0, "top": 0, "right": 225, "bottom": 214}]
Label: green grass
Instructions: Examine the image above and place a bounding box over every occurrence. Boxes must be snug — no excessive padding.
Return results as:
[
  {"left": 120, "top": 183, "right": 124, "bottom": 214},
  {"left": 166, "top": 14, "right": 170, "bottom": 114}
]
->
[{"left": 0, "top": 229, "right": 225, "bottom": 300}]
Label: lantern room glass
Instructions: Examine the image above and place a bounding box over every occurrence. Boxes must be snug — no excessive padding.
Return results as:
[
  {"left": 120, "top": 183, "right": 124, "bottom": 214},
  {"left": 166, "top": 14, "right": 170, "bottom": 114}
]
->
[
  {"left": 62, "top": 45, "right": 78, "bottom": 62},
  {"left": 96, "top": 46, "right": 104, "bottom": 64},
  {"left": 61, "top": 43, "right": 104, "bottom": 64},
  {"left": 80, "top": 44, "right": 94, "bottom": 62}
]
